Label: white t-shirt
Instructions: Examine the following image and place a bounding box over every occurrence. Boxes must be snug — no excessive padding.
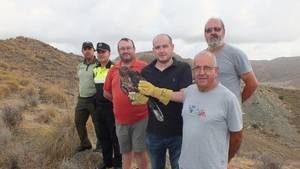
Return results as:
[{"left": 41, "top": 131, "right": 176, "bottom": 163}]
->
[{"left": 179, "top": 83, "right": 242, "bottom": 169}]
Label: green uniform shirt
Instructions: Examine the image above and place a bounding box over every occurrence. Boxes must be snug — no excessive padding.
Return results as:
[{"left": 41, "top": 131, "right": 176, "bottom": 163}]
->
[{"left": 77, "top": 58, "right": 98, "bottom": 97}]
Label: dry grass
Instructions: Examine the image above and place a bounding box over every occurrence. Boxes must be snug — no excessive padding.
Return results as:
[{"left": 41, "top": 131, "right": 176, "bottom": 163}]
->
[
  {"left": 39, "top": 85, "right": 68, "bottom": 106},
  {"left": 0, "top": 71, "right": 34, "bottom": 98},
  {"left": 37, "top": 111, "right": 79, "bottom": 168}
]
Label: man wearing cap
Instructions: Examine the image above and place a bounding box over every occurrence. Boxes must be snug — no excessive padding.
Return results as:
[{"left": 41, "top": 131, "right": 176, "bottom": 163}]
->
[
  {"left": 75, "top": 42, "right": 99, "bottom": 152},
  {"left": 94, "top": 42, "right": 122, "bottom": 169}
]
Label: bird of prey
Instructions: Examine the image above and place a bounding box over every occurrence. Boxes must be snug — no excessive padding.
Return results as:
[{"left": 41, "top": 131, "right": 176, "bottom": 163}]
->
[{"left": 119, "top": 66, "right": 164, "bottom": 122}]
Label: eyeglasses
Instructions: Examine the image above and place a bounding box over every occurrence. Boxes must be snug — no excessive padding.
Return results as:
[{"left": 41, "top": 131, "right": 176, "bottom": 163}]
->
[
  {"left": 192, "top": 65, "right": 216, "bottom": 73},
  {"left": 205, "top": 27, "right": 222, "bottom": 33},
  {"left": 119, "top": 47, "right": 133, "bottom": 51}
]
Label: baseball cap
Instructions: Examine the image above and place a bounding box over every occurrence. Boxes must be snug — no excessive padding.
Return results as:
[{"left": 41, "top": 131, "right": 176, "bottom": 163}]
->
[
  {"left": 82, "top": 41, "right": 94, "bottom": 49},
  {"left": 96, "top": 42, "right": 111, "bottom": 52}
]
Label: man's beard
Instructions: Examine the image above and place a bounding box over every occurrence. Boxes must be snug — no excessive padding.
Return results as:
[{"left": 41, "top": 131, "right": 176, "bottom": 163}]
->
[
  {"left": 207, "top": 35, "right": 223, "bottom": 48},
  {"left": 120, "top": 54, "right": 134, "bottom": 64}
]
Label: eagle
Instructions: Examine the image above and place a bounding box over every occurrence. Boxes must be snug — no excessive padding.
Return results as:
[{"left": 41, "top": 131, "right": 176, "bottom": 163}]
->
[{"left": 119, "top": 66, "right": 164, "bottom": 122}]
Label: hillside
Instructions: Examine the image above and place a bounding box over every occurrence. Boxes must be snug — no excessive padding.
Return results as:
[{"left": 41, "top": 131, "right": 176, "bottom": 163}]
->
[
  {"left": 0, "top": 37, "right": 299, "bottom": 168},
  {"left": 251, "top": 57, "right": 300, "bottom": 89},
  {"left": 0, "top": 36, "right": 81, "bottom": 94},
  {"left": 0, "top": 37, "right": 100, "bottom": 169}
]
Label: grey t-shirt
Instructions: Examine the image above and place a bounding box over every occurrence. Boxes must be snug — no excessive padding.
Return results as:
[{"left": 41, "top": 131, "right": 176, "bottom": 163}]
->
[
  {"left": 216, "top": 44, "right": 252, "bottom": 102},
  {"left": 179, "top": 83, "right": 242, "bottom": 169}
]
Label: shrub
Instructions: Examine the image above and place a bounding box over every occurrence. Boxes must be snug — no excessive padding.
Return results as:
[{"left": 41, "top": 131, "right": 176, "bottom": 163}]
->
[
  {"left": 1, "top": 104, "right": 23, "bottom": 130},
  {"left": 259, "top": 154, "right": 283, "bottom": 169}
]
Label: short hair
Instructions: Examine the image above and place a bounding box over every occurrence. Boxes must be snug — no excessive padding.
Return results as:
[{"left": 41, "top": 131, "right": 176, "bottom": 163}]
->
[
  {"left": 153, "top": 34, "right": 173, "bottom": 46},
  {"left": 118, "top": 37, "right": 135, "bottom": 49},
  {"left": 206, "top": 17, "right": 225, "bottom": 32},
  {"left": 194, "top": 50, "right": 218, "bottom": 67}
]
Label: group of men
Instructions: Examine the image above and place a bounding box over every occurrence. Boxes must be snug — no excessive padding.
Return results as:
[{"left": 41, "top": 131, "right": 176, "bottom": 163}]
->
[{"left": 75, "top": 17, "right": 258, "bottom": 169}]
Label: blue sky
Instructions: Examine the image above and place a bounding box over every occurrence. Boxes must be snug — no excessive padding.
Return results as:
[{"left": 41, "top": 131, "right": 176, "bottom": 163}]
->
[{"left": 1, "top": 0, "right": 300, "bottom": 60}]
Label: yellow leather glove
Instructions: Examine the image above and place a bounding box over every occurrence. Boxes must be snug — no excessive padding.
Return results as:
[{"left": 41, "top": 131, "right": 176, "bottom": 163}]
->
[
  {"left": 128, "top": 92, "right": 149, "bottom": 105},
  {"left": 138, "top": 80, "right": 173, "bottom": 105}
]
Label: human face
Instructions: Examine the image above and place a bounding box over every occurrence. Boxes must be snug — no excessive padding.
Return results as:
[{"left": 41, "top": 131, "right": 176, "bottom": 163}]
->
[
  {"left": 193, "top": 53, "right": 218, "bottom": 91},
  {"left": 118, "top": 40, "right": 136, "bottom": 63},
  {"left": 97, "top": 50, "right": 110, "bottom": 64},
  {"left": 152, "top": 35, "right": 174, "bottom": 64},
  {"left": 204, "top": 19, "right": 225, "bottom": 48},
  {"left": 82, "top": 47, "right": 95, "bottom": 60}
]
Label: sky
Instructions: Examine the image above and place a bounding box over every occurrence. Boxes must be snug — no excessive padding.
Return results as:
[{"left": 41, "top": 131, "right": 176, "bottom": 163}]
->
[{"left": 1, "top": 0, "right": 300, "bottom": 60}]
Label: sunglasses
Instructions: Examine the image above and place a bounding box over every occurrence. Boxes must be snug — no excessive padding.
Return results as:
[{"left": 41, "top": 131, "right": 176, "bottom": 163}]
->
[{"left": 205, "top": 27, "right": 222, "bottom": 33}]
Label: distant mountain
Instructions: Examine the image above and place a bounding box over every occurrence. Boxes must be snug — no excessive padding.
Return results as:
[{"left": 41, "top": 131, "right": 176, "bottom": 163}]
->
[{"left": 251, "top": 56, "right": 300, "bottom": 88}]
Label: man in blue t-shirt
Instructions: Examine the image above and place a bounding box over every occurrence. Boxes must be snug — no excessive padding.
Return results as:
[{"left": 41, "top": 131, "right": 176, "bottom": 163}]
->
[{"left": 204, "top": 17, "right": 258, "bottom": 103}]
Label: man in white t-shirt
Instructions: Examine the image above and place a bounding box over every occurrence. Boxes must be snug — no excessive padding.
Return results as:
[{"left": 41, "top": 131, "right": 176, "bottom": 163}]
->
[{"left": 137, "top": 51, "right": 243, "bottom": 169}]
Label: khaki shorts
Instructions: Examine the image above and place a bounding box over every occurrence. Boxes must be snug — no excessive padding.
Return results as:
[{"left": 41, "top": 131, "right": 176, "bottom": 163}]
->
[{"left": 116, "top": 117, "right": 148, "bottom": 153}]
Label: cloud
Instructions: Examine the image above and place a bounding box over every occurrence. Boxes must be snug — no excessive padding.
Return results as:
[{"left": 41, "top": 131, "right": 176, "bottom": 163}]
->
[{"left": 0, "top": 0, "right": 299, "bottom": 60}]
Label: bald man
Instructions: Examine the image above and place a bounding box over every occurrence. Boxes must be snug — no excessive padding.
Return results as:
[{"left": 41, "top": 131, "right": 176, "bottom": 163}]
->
[
  {"left": 141, "top": 34, "right": 192, "bottom": 169},
  {"left": 138, "top": 51, "right": 243, "bottom": 169}
]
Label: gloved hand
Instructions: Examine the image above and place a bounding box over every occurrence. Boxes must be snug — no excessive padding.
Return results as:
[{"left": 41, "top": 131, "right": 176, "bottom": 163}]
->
[
  {"left": 138, "top": 80, "right": 173, "bottom": 105},
  {"left": 128, "top": 92, "right": 149, "bottom": 105}
]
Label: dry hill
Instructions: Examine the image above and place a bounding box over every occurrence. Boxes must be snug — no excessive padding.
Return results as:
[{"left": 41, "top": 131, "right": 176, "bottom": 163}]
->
[{"left": 0, "top": 37, "right": 299, "bottom": 169}]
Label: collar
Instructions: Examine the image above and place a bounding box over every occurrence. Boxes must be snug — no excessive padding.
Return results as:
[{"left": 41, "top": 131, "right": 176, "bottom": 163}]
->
[
  {"left": 149, "top": 57, "right": 178, "bottom": 69},
  {"left": 96, "top": 60, "right": 113, "bottom": 69},
  {"left": 83, "top": 56, "right": 97, "bottom": 65}
]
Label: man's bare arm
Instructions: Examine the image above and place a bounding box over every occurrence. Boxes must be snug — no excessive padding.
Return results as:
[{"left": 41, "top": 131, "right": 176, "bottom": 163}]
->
[
  {"left": 241, "top": 72, "right": 258, "bottom": 103},
  {"left": 103, "top": 91, "right": 113, "bottom": 101},
  {"left": 228, "top": 130, "right": 243, "bottom": 162},
  {"left": 170, "top": 90, "right": 185, "bottom": 103}
]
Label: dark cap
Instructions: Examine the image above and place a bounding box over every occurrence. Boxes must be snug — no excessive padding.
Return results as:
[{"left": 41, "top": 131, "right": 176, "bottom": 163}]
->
[
  {"left": 96, "top": 42, "right": 110, "bottom": 52},
  {"left": 82, "top": 41, "right": 94, "bottom": 49}
]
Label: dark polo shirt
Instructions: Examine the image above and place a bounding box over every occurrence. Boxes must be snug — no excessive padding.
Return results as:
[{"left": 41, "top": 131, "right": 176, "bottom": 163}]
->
[{"left": 141, "top": 58, "right": 192, "bottom": 137}]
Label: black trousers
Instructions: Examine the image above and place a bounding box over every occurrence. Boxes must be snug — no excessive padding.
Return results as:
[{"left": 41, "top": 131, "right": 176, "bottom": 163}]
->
[
  {"left": 75, "top": 97, "right": 100, "bottom": 147},
  {"left": 94, "top": 103, "right": 122, "bottom": 167}
]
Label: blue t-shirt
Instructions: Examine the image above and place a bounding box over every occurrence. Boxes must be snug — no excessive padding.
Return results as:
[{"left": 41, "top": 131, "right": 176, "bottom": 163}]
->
[{"left": 216, "top": 44, "right": 253, "bottom": 102}]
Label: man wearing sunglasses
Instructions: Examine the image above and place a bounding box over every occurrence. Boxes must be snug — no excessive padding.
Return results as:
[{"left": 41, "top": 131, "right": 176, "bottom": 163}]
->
[
  {"left": 204, "top": 17, "right": 258, "bottom": 103},
  {"left": 75, "top": 42, "right": 98, "bottom": 152}
]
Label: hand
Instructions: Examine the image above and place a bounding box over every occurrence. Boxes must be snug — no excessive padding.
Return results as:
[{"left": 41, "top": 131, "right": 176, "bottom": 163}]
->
[
  {"left": 138, "top": 80, "right": 173, "bottom": 105},
  {"left": 138, "top": 80, "right": 155, "bottom": 96},
  {"left": 227, "top": 162, "right": 234, "bottom": 169},
  {"left": 128, "top": 92, "right": 149, "bottom": 105}
]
